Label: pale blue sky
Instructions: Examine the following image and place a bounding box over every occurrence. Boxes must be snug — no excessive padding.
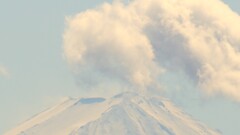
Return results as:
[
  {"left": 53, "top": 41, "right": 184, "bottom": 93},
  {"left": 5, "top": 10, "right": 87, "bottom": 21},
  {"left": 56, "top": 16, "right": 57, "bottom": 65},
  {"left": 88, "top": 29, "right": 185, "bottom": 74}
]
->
[{"left": 0, "top": 0, "right": 239, "bottom": 134}]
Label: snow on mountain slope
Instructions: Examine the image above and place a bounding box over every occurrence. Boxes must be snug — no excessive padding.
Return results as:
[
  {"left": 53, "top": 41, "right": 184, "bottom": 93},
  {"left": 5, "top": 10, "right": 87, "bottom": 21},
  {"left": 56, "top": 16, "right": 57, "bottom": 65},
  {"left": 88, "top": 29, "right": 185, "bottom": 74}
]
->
[{"left": 5, "top": 92, "right": 221, "bottom": 135}]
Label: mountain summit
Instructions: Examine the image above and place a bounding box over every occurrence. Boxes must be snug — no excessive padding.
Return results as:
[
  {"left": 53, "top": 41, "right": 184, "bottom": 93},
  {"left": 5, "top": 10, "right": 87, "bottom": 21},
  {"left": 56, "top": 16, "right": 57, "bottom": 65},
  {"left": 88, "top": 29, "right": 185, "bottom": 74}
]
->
[{"left": 5, "top": 92, "right": 221, "bottom": 135}]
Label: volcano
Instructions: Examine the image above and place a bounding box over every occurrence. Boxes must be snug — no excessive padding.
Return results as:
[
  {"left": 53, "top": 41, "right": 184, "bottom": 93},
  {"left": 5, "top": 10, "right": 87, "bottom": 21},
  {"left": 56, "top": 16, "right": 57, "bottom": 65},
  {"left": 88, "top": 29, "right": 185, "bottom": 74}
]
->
[{"left": 5, "top": 92, "right": 221, "bottom": 135}]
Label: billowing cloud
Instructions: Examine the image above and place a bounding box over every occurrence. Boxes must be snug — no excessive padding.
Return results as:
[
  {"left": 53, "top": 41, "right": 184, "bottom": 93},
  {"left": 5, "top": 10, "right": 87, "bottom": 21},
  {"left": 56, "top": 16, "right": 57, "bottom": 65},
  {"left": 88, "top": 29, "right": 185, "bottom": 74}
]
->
[
  {"left": 0, "top": 65, "right": 9, "bottom": 78},
  {"left": 63, "top": 2, "right": 163, "bottom": 92},
  {"left": 64, "top": 0, "right": 240, "bottom": 101}
]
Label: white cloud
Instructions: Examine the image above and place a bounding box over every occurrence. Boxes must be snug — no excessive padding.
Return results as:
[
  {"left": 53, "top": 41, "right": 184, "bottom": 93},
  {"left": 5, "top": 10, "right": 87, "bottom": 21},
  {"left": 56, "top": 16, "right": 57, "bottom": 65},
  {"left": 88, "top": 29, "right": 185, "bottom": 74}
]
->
[
  {"left": 63, "top": 2, "right": 163, "bottom": 92},
  {"left": 0, "top": 66, "right": 9, "bottom": 78},
  {"left": 64, "top": 0, "right": 240, "bottom": 101}
]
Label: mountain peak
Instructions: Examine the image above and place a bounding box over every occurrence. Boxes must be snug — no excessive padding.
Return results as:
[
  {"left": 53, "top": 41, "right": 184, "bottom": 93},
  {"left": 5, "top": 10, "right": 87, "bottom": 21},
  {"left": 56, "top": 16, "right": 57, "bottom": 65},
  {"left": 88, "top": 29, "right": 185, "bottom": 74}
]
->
[{"left": 5, "top": 93, "right": 220, "bottom": 135}]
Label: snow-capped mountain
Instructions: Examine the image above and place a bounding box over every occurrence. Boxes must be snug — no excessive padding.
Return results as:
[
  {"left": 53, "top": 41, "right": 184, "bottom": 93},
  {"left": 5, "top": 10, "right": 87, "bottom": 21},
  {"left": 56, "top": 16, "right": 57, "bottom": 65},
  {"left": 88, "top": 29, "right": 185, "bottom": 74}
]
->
[{"left": 5, "top": 92, "right": 221, "bottom": 135}]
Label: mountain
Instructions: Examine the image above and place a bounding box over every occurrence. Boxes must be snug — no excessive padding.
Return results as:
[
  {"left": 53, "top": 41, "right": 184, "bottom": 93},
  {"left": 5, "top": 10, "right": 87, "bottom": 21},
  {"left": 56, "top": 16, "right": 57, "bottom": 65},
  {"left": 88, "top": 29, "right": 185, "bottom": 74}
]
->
[{"left": 5, "top": 92, "right": 221, "bottom": 135}]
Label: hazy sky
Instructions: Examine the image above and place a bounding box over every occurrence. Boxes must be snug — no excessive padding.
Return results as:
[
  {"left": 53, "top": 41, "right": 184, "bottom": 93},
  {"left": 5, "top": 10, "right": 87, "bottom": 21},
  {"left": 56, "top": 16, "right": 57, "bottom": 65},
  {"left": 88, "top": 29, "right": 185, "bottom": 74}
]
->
[{"left": 0, "top": 0, "right": 240, "bottom": 135}]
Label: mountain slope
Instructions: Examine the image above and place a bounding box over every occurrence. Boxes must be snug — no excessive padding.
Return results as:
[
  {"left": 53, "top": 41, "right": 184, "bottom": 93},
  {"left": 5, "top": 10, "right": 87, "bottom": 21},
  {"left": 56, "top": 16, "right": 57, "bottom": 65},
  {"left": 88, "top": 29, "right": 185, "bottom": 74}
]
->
[{"left": 5, "top": 93, "right": 221, "bottom": 135}]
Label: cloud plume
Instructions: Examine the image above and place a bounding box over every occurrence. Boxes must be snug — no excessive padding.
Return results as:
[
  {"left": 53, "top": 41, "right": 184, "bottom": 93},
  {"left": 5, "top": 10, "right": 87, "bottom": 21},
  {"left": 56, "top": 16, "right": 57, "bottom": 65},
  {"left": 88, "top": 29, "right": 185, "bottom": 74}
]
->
[{"left": 64, "top": 0, "right": 240, "bottom": 101}]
